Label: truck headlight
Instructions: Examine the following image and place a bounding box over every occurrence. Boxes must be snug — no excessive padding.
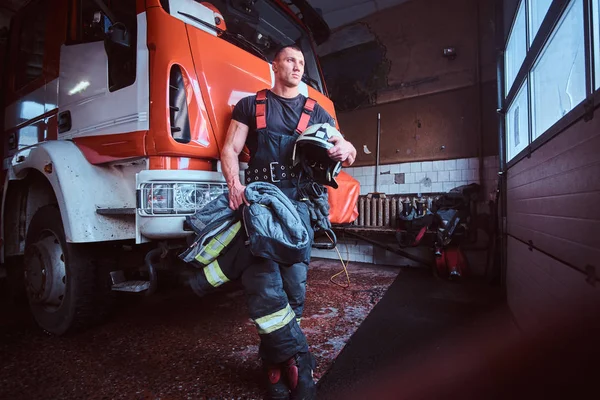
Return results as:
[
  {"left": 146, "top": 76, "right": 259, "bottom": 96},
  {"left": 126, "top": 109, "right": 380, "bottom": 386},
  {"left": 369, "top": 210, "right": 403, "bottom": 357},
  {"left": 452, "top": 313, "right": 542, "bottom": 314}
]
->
[{"left": 140, "top": 182, "right": 227, "bottom": 215}]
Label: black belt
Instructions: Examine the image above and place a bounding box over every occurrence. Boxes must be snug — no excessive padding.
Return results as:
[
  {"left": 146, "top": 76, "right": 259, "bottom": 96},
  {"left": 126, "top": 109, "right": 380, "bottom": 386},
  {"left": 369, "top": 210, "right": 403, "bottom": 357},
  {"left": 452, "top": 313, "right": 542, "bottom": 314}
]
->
[{"left": 245, "top": 162, "right": 297, "bottom": 184}]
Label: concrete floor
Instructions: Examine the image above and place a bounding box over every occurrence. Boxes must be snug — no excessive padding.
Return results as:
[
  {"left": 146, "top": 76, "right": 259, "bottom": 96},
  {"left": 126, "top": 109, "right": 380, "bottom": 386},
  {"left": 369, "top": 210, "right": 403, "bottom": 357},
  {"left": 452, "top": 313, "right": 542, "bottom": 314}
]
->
[{"left": 0, "top": 259, "right": 399, "bottom": 399}]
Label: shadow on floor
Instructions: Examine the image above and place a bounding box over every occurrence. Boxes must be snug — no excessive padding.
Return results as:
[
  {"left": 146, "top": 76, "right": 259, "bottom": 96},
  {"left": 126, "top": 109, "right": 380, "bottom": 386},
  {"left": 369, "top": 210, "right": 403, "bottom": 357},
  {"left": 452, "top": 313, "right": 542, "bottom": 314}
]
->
[{"left": 317, "top": 267, "right": 510, "bottom": 399}]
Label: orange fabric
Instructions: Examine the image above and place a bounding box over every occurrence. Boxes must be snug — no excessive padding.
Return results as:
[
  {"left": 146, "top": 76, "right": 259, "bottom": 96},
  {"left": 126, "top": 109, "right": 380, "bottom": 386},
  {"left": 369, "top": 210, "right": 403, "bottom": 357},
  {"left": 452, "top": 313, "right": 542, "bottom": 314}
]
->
[{"left": 328, "top": 171, "right": 359, "bottom": 224}]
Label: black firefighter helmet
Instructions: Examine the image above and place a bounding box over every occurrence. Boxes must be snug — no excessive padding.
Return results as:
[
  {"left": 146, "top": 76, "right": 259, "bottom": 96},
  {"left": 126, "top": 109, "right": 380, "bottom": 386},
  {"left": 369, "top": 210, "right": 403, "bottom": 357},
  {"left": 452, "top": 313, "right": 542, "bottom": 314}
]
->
[{"left": 292, "top": 123, "right": 343, "bottom": 188}]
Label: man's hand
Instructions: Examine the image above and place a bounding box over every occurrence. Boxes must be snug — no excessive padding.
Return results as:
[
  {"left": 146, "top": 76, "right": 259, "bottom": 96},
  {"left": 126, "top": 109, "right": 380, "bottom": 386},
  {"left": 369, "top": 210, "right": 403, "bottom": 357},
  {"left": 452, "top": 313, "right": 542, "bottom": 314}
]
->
[
  {"left": 229, "top": 181, "right": 249, "bottom": 211},
  {"left": 328, "top": 135, "right": 356, "bottom": 167}
]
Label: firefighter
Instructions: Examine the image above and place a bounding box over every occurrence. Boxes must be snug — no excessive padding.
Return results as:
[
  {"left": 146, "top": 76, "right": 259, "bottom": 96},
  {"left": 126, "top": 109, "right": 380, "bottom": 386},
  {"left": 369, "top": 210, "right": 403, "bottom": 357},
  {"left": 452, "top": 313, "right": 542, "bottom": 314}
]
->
[{"left": 221, "top": 45, "right": 356, "bottom": 399}]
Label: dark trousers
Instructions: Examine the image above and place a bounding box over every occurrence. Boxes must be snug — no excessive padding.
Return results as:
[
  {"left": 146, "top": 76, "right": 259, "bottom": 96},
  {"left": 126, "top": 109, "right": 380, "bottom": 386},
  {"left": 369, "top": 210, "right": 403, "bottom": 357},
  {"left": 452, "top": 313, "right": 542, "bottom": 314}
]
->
[{"left": 242, "top": 256, "right": 309, "bottom": 364}]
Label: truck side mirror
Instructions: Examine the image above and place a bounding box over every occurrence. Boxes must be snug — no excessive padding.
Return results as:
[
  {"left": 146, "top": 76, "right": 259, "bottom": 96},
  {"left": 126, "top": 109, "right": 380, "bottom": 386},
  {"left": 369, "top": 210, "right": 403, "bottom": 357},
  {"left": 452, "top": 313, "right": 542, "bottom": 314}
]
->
[{"left": 106, "top": 23, "right": 130, "bottom": 48}]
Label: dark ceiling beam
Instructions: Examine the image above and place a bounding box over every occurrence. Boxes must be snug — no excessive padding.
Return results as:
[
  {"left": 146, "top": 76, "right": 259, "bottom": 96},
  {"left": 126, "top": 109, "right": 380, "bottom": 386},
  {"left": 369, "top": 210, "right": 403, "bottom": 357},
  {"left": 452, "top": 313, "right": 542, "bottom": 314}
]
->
[
  {"left": 0, "top": 0, "right": 23, "bottom": 14},
  {"left": 0, "top": 6, "right": 17, "bottom": 14}
]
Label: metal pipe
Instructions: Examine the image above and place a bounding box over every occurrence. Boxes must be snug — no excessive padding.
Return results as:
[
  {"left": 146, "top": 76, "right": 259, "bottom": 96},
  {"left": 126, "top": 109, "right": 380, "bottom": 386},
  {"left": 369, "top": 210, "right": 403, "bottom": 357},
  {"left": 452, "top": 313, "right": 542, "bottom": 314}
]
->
[
  {"left": 359, "top": 197, "right": 365, "bottom": 226},
  {"left": 375, "top": 113, "right": 381, "bottom": 193},
  {"left": 144, "top": 248, "right": 161, "bottom": 296}
]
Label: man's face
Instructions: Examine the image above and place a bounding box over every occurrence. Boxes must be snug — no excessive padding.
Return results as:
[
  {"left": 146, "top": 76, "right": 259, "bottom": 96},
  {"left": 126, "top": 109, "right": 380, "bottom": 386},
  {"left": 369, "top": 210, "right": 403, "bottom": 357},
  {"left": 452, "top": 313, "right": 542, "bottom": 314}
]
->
[{"left": 272, "top": 47, "right": 305, "bottom": 88}]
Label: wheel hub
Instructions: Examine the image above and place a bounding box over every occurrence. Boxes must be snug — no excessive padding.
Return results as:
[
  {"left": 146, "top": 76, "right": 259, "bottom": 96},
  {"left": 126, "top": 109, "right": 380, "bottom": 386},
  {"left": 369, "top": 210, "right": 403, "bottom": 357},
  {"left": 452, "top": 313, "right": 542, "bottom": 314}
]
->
[{"left": 24, "top": 234, "right": 66, "bottom": 310}]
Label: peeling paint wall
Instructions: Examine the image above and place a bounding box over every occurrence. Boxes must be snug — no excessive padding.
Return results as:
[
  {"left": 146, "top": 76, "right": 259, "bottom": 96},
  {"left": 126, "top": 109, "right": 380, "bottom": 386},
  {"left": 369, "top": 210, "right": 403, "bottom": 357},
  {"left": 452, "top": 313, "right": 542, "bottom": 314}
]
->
[{"left": 319, "top": 0, "right": 498, "bottom": 166}]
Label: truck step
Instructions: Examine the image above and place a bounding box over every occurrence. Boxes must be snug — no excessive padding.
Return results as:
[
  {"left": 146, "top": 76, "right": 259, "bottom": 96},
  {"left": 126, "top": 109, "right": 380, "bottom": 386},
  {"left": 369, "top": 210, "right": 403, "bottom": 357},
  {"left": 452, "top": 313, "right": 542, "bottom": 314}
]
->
[{"left": 111, "top": 280, "right": 150, "bottom": 293}]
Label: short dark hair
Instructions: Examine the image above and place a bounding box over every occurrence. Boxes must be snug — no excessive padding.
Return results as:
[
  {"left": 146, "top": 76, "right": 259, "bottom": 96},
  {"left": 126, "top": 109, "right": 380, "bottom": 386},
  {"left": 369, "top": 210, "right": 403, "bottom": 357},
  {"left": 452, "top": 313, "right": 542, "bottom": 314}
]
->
[{"left": 273, "top": 44, "right": 303, "bottom": 61}]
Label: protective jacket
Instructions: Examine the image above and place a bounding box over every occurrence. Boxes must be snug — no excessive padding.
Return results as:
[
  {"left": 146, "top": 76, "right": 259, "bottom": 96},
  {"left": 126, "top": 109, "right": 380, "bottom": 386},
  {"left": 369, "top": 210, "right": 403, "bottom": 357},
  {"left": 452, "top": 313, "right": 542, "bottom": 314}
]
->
[{"left": 180, "top": 182, "right": 312, "bottom": 295}]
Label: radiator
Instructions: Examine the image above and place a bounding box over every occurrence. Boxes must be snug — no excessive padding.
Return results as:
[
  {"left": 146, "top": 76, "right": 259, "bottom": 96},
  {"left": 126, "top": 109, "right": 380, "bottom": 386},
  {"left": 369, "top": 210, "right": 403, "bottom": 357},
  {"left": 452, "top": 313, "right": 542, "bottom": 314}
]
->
[{"left": 353, "top": 194, "right": 437, "bottom": 229}]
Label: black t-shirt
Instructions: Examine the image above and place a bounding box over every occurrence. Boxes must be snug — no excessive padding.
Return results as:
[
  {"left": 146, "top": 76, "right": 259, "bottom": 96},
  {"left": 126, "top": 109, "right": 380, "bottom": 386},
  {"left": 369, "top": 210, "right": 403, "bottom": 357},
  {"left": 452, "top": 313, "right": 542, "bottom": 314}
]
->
[{"left": 232, "top": 90, "right": 335, "bottom": 158}]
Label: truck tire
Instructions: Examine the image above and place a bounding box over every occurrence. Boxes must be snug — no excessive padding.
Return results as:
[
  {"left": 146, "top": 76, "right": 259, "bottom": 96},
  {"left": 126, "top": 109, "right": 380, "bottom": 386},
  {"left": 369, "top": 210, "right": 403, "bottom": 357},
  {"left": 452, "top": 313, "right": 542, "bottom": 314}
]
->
[{"left": 23, "top": 205, "right": 113, "bottom": 335}]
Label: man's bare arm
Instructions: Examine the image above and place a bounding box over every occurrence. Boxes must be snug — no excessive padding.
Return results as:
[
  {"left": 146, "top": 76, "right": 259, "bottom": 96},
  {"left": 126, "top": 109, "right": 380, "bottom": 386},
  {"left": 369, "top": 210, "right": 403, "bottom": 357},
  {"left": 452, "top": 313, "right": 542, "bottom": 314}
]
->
[
  {"left": 327, "top": 136, "right": 357, "bottom": 167},
  {"left": 221, "top": 120, "right": 250, "bottom": 210}
]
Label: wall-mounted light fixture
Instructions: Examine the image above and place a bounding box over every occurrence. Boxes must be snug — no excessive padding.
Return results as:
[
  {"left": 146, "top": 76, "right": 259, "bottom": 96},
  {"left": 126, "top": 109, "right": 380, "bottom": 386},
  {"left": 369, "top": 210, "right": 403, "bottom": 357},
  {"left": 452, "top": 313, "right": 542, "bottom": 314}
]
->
[{"left": 442, "top": 47, "right": 457, "bottom": 60}]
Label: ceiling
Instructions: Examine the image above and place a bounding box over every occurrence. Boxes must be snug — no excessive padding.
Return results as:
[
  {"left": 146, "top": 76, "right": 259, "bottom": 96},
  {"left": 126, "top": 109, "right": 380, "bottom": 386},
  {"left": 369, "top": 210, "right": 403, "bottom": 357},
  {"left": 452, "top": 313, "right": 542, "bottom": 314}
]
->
[
  {"left": 306, "top": 0, "right": 412, "bottom": 29},
  {"left": 0, "top": 0, "right": 415, "bottom": 29}
]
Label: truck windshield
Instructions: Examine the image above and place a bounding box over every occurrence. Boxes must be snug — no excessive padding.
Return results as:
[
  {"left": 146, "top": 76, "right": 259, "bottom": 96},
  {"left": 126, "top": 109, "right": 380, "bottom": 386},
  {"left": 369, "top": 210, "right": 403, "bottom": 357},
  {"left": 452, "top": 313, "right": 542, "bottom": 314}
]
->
[{"left": 161, "top": 0, "right": 325, "bottom": 93}]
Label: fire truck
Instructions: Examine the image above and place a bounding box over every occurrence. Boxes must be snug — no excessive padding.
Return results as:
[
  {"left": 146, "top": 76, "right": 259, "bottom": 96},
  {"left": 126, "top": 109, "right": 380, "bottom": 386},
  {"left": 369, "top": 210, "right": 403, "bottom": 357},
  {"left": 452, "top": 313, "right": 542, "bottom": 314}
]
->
[{"left": 1, "top": 0, "right": 359, "bottom": 334}]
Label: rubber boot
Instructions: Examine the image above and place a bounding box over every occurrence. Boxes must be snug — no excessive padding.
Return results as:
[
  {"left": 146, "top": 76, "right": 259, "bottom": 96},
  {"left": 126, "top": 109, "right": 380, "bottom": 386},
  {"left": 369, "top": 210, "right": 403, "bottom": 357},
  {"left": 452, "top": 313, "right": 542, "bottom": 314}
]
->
[
  {"left": 285, "top": 352, "right": 316, "bottom": 400},
  {"left": 265, "top": 363, "right": 290, "bottom": 400}
]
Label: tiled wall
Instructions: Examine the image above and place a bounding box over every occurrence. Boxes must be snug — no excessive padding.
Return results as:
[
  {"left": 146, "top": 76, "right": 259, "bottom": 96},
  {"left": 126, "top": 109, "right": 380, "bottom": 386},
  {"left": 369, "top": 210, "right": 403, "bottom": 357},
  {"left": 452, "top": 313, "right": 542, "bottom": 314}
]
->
[
  {"left": 311, "top": 156, "right": 500, "bottom": 265},
  {"left": 343, "top": 156, "right": 499, "bottom": 197},
  {"left": 312, "top": 239, "right": 375, "bottom": 264}
]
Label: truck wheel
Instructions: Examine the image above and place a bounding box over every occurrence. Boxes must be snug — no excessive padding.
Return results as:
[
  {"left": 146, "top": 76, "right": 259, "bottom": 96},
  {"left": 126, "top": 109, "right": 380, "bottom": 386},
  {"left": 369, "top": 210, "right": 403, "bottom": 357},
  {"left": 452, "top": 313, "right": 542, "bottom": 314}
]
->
[{"left": 23, "top": 205, "right": 112, "bottom": 335}]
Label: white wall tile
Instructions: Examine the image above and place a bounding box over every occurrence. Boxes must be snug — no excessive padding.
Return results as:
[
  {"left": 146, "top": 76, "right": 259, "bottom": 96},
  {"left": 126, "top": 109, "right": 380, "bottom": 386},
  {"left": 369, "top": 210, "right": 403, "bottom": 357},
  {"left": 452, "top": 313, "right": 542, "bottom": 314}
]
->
[
  {"left": 390, "top": 164, "right": 400, "bottom": 174},
  {"left": 379, "top": 184, "right": 390, "bottom": 194},
  {"left": 444, "top": 159, "right": 457, "bottom": 170},
  {"left": 425, "top": 171, "right": 437, "bottom": 182},
  {"left": 461, "top": 169, "right": 472, "bottom": 181},
  {"left": 397, "top": 183, "right": 409, "bottom": 193},
  {"left": 449, "top": 170, "right": 462, "bottom": 181},
  {"left": 415, "top": 172, "right": 426, "bottom": 182},
  {"left": 468, "top": 157, "right": 480, "bottom": 169},
  {"left": 379, "top": 173, "right": 394, "bottom": 185},
  {"left": 405, "top": 172, "right": 416, "bottom": 184},
  {"left": 400, "top": 163, "right": 411, "bottom": 173},
  {"left": 437, "top": 170, "right": 450, "bottom": 182},
  {"left": 469, "top": 169, "right": 478, "bottom": 180},
  {"left": 410, "top": 162, "right": 422, "bottom": 173},
  {"left": 409, "top": 183, "right": 420, "bottom": 193},
  {"left": 432, "top": 160, "right": 445, "bottom": 171},
  {"left": 456, "top": 158, "right": 469, "bottom": 170},
  {"left": 364, "top": 166, "right": 375, "bottom": 177},
  {"left": 431, "top": 182, "right": 443, "bottom": 192},
  {"left": 421, "top": 161, "right": 433, "bottom": 172},
  {"left": 456, "top": 180, "right": 468, "bottom": 187},
  {"left": 379, "top": 167, "right": 391, "bottom": 174}
]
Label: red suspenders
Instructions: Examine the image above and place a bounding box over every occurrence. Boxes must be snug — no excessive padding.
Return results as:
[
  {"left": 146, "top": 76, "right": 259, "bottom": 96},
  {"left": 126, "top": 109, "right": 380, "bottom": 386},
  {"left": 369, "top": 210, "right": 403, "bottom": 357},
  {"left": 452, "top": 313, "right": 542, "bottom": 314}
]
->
[
  {"left": 295, "top": 97, "right": 316, "bottom": 135},
  {"left": 255, "top": 89, "right": 268, "bottom": 130},
  {"left": 255, "top": 89, "right": 317, "bottom": 134}
]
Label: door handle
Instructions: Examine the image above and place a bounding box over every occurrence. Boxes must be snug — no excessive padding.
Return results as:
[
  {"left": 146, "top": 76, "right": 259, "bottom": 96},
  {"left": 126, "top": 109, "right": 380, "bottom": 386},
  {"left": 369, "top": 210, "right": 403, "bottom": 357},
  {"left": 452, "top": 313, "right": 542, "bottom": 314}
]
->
[{"left": 58, "top": 111, "right": 72, "bottom": 134}]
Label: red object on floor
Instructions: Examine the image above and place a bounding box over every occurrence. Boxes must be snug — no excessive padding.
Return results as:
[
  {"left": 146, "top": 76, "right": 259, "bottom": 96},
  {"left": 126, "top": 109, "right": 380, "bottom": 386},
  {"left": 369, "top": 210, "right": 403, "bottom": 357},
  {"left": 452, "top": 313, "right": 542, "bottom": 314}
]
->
[{"left": 435, "top": 246, "right": 468, "bottom": 280}]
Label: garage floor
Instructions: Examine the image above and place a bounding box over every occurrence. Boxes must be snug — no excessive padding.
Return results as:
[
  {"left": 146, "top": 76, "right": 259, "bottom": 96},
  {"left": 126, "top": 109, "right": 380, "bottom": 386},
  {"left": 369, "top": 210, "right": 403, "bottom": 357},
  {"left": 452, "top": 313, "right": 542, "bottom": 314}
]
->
[{"left": 0, "top": 259, "right": 400, "bottom": 399}]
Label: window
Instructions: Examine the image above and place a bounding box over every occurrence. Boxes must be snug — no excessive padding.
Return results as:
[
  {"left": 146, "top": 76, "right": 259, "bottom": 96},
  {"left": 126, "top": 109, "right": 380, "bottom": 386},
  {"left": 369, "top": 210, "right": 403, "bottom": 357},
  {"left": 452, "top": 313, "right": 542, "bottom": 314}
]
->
[
  {"left": 531, "top": 0, "right": 585, "bottom": 139},
  {"left": 162, "top": 0, "right": 325, "bottom": 93},
  {"left": 506, "top": 81, "right": 529, "bottom": 161},
  {"left": 68, "top": 0, "right": 137, "bottom": 92},
  {"left": 593, "top": 0, "right": 600, "bottom": 89},
  {"left": 503, "top": 0, "right": 592, "bottom": 165},
  {"left": 505, "top": 1, "right": 527, "bottom": 95},
  {"left": 528, "top": 0, "right": 552, "bottom": 44},
  {"left": 15, "top": 2, "right": 47, "bottom": 90}
]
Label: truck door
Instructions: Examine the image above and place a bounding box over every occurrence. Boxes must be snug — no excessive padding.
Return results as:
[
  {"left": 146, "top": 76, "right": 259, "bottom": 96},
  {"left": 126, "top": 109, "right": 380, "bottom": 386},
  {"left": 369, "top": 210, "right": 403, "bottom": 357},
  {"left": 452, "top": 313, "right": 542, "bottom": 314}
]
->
[{"left": 58, "top": 0, "right": 149, "bottom": 155}]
